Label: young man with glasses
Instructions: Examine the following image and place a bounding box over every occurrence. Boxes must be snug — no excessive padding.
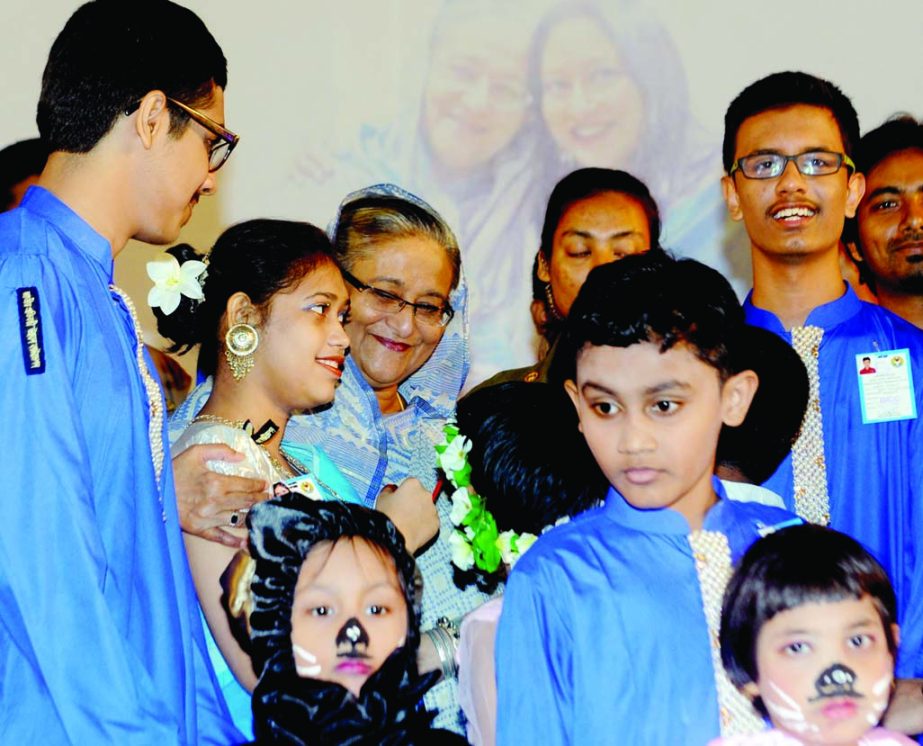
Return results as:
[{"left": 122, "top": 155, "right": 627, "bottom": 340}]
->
[
  {"left": 0, "top": 1, "right": 242, "bottom": 742},
  {"left": 721, "top": 71, "right": 923, "bottom": 734}
]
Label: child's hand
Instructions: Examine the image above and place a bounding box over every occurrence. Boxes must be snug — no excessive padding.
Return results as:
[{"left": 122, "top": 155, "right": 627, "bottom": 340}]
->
[{"left": 376, "top": 478, "right": 440, "bottom": 554}]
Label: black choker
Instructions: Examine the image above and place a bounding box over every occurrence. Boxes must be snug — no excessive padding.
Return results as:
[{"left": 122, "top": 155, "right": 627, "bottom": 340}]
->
[{"left": 251, "top": 419, "right": 279, "bottom": 444}]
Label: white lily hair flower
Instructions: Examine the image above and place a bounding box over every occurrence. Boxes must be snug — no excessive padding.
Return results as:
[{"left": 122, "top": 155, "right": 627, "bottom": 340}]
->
[
  {"left": 513, "top": 532, "right": 538, "bottom": 559},
  {"left": 543, "top": 514, "right": 572, "bottom": 535},
  {"left": 496, "top": 531, "right": 516, "bottom": 566},
  {"left": 147, "top": 255, "right": 207, "bottom": 315}
]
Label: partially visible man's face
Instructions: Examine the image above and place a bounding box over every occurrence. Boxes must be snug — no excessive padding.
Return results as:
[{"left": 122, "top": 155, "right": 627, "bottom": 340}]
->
[
  {"left": 856, "top": 148, "right": 923, "bottom": 294},
  {"left": 722, "top": 104, "right": 864, "bottom": 264},
  {"left": 135, "top": 87, "right": 224, "bottom": 245}
]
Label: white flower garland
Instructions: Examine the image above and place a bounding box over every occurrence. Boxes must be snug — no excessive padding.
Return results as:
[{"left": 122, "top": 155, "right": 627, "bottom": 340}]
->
[{"left": 435, "top": 422, "right": 539, "bottom": 574}]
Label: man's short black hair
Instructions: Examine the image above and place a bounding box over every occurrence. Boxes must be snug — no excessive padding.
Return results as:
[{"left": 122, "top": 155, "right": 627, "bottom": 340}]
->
[
  {"left": 38, "top": 0, "right": 227, "bottom": 153},
  {"left": 722, "top": 71, "right": 860, "bottom": 174},
  {"left": 456, "top": 381, "right": 607, "bottom": 538},
  {"left": 550, "top": 252, "right": 745, "bottom": 384},
  {"left": 856, "top": 115, "right": 923, "bottom": 176},
  {"left": 0, "top": 138, "right": 49, "bottom": 210},
  {"left": 720, "top": 524, "right": 898, "bottom": 716},
  {"left": 539, "top": 167, "right": 662, "bottom": 260}
]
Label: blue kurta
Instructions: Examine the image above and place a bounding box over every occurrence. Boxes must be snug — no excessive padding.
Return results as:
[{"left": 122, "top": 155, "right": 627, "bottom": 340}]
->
[
  {"left": 495, "top": 481, "right": 796, "bottom": 746},
  {"left": 0, "top": 188, "right": 238, "bottom": 744},
  {"left": 745, "top": 286, "right": 923, "bottom": 678}
]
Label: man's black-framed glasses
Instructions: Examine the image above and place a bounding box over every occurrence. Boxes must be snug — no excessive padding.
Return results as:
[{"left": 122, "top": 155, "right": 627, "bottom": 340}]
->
[
  {"left": 341, "top": 268, "right": 454, "bottom": 328},
  {"left": 166, "top": 97, "right": 239, "bottom": 171},
  {"left": 729, "top": 150, "right": 855, "bottom": 180},
  {"left": 125, "top": 96, "right": 239, "bottom": 172}
]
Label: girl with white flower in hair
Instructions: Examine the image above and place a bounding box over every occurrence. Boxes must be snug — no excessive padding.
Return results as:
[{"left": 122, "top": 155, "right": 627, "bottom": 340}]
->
[
  {"left": 152, "top": 219, "right": 426, "bottom": 738},
  {"left": 172, "top": 184, "right": 495, "bottom": 734},
  {"left": 445, "top": 380, "right": 608, "bottom": 745}
]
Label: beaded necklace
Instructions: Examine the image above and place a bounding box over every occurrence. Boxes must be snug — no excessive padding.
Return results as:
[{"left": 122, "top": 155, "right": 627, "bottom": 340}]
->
[{"left": 110, "top": 285, "right": 166, "bottom": 522}]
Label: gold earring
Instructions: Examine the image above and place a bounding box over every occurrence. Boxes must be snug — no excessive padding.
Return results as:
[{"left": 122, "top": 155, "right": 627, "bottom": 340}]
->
[
  {"left": 537, "top": 252, "right": 564, "bottom": 322},
  {"left": 225, "top": 323, "right": 259, "bottom": 381}
]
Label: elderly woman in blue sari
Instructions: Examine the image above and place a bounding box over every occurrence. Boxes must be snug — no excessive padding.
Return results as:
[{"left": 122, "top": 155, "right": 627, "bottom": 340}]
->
[
  {"left": 283, "top": 1, "right": 544, "bottom": 386},
  {"left": 174, "top": 184, "right": 494, "bottom": 734}
]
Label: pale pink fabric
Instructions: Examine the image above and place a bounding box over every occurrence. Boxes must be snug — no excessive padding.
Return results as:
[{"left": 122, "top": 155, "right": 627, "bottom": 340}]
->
[
  {"left": 709, "top": 726, "right": 916, "bottom": 745},
  {"left": 455, "top": 597, "right": 503, "bottom": 746}
]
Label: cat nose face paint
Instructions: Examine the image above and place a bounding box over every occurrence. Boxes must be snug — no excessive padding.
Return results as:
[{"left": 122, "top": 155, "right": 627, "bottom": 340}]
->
[
  {"left": 809, "top": 663, "right": 860, "bottom": 701},
  {"left": 336, "top": 617, "right": 370, "bottom": 658},
  {"left": 752, "top": 597, "right": 896, "bottom": 744}
]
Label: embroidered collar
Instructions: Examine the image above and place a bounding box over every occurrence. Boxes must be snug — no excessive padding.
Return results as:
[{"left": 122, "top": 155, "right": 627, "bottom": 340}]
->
[
  {"left": 744, "top": 282, "right": 863, "bottom": 335},
  {"left": 20, "top": 186, "right": 114, "bottom": 279}
]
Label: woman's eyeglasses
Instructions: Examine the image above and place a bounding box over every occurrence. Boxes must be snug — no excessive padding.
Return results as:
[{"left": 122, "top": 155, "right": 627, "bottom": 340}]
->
[{"left": 342, "top": 269, "right": 454, "bottom": 328}]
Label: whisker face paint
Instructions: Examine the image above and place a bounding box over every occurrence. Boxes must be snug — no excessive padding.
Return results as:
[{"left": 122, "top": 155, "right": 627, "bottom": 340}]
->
[
  {"left": 865, "top": 674, "right": 893, "bottom": 725},
  {"left": 752, "top": 597, "right": 897, "bottom": 744},
  {"left": 764, "top": 681, "right": 819, "bottom": 736},
  {"left": 293, "top": 644, "right": 322, "bottom": 677}
]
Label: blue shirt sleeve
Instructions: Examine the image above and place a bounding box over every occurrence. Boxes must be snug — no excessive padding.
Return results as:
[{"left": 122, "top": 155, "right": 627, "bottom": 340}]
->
[
  {"left": 0, "top": 254, "right": 183, "bottom": 742},
  {"left": 495, "top": 559, "right": 572, "bottom": 746},
  {"left": 897, "top": 406, "right": 923, "bottom": 680}
]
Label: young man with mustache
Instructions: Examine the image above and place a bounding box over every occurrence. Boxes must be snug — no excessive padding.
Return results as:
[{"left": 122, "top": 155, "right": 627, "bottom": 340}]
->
[{"left": 721, "top": 72, "right": 923, "bottom": 736}]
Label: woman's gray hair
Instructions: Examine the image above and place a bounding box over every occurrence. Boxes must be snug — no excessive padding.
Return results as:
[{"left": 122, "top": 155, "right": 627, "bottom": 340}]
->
[{"left": 331, "top": 183, "right": 461, "bottom": 291}]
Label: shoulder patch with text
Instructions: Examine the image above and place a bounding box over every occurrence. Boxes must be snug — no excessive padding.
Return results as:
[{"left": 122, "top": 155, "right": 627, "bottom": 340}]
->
[{"left": 17, "top": 287, "right": 45, "bottom": 375}]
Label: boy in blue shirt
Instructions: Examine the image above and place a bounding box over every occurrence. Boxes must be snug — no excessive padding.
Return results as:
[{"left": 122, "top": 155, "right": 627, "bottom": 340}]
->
[
  {"left": 495, "top": 252, "right": 798, "bottom": 745},
  {"left": 0, "top": 2, "right": 240, "bottom": 742}
]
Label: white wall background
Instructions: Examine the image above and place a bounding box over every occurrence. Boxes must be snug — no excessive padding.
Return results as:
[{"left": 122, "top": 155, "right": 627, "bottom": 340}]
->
[{"left": 2, "top": 0, "right": 921, "bottom": 383}]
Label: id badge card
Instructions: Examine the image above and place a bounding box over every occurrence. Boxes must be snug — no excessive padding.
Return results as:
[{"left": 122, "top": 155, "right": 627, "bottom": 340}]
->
[
  {"left": 270, "top": 474, "right": 325, "bottom": 500},
  {"left": 855, "top": 348, "right": 917, "bottom": 423}
]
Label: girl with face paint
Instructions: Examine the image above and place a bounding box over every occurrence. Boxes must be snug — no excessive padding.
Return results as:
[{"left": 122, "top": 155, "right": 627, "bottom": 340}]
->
[
  {"left": 246, "top": 496, "right": 467, "bottom": 744},
  {"left": 289, "top": 537, "right": 408, "bottom": 696},
  {"left": 712, "top": 524, "right": 915, "bottom": 745}
]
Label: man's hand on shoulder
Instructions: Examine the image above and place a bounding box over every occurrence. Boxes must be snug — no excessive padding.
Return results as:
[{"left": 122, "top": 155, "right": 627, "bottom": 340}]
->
[{"left": 172, "top": 444, "right": 266, "bottom": 548}]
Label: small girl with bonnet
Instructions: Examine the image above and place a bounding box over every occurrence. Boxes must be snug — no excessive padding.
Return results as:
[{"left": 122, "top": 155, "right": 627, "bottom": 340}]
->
[{"left": 245, "top": 495, "right": 465, "bottom": 744}]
